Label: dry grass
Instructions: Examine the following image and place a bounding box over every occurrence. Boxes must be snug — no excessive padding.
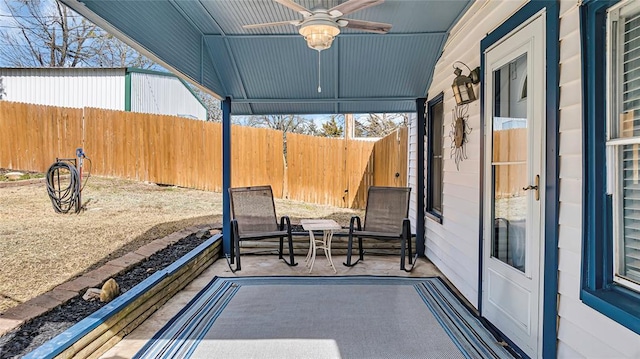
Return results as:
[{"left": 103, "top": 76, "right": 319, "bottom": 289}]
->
[{"left": 0, "top": 175, "right": 362, "bottom": 312}]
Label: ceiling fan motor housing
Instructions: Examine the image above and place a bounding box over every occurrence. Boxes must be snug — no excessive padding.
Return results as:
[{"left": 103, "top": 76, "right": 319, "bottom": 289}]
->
[{"left": 298, "top": 18, "right": 340, "bottom": 51}]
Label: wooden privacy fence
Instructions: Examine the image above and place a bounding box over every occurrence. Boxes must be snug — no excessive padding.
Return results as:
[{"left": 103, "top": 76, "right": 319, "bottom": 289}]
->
[
  {"left": 0, "top": 101, "right": 407, "bottom": 208},
  {"left": 84, "top": 108, "right": 285, "bottom": 194}
]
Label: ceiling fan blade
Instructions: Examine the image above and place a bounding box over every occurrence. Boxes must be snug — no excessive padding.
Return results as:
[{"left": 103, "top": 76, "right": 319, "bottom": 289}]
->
[
  {"left": 340, "top": 18, "right": 391, "bottom": 34},
  {"left": 328, "top": 0, "right": 384, "bottom": 17},
  {"left": 243, "top": 20, "right": 301, "bottom": 29},
  {"left": 273, "top": 0, "right": 313, "bottom": 17}
]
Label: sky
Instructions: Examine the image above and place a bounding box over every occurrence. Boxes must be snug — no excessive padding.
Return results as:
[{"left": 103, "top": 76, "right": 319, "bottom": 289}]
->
[{"left": 0, "top": 1, "right": 25, "bottom": 43}]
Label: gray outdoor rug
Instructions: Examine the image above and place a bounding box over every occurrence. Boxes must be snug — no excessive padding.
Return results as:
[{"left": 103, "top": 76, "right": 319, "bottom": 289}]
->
[{"left": 133, "top": 276, "right": 513, "bottom": 359}]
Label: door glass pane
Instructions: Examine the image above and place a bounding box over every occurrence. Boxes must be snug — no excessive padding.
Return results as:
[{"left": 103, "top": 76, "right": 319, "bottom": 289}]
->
[{"left": 491, "top": 53, "right": 528, "bottom": 272}]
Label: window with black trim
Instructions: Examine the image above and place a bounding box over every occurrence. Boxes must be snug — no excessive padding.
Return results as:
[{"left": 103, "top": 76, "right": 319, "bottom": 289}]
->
[
  {"left": 427, "top": 93, "right": 444, "bottom": 222},
  {"left": 582, "top": 0, "right": 640, "bottom": 335}
]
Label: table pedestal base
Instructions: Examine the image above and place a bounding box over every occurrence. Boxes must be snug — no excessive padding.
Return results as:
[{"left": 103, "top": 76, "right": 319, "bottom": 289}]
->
[{"left": 305, "top": 229, "right": 336, "bottom": 273}]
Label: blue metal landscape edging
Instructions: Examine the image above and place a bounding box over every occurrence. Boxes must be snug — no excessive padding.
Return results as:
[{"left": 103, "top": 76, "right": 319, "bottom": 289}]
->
[{"left": 23, "top": 234, "right": 223, "bottom": 359}]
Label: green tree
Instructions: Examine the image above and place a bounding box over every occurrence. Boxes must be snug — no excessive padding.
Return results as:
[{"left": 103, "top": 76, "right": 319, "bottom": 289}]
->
[{"left": 320, "top": 115, "right": 344, "bottom": 137}]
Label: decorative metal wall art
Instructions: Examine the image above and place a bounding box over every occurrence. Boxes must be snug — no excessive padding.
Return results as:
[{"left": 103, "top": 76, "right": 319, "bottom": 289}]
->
[{"left": 449, "top": 104, "right": 472, "bottom": 170}]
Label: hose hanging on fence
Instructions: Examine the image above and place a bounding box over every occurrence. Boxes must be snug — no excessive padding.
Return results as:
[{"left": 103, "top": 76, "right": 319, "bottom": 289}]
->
[{"left": 46, "top": 160, "right": 81, "bottom": 214}]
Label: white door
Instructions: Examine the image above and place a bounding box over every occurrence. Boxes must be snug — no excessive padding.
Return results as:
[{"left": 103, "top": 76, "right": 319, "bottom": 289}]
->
[{"left": 482, "top": 13, "right": 545, "bottom": 358}]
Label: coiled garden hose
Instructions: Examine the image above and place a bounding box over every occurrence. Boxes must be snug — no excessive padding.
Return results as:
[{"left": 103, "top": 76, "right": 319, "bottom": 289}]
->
[{"left": 45, "top": 157, "right": 91, "bottom": 214}]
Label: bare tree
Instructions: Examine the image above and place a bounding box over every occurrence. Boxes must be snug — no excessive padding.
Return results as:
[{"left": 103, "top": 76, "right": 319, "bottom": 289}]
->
[
  {"left": 0, "top": 0, "right": 155, "bottom": 68},
  {"left": 245, "top": 114, "right": 317, "bottom": 135},
  {"left": 231, "top": 116, "right": 253, "bottom": 126},
  {"left": 89, "top": 33, "right": 155, "bottom": 68},
  {"left": 233, "top": 114, "right": 317, "bottom": 167},
  {"left": 355, "top": 113, "right": 407, "bottom": 137},
  {"left": 190, "top": 86, "right": 222, "bottom": 122}
]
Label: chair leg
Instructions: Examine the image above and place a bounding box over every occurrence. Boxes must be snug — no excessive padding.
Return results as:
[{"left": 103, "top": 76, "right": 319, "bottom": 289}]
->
[
  {"left": 401, "top": 245, "right": 416, "bottom": 272},
  {"left": 287, "top": 234, "right": 297, "bottom": 266},
  {"left": 279, "top": 234, "right": 297, "bottom": 266},
  {"left": 228, "top": 241, "right": 234, "bottom": 265},
  {"left": 401, "top": 237, "right": 417, "bottom": 273},
  {"left": 358, "top": 236, "right": 364, "bottom": 260},
  {"left": 401, "top": 219, "right": 415, "bottom": 272},
  {"left": 408, "top": 235, "right": 413, "bottom": 265},
  {"left": 225, "top": 239, "right": 241, "bottom": 273},
  {"left": 343, "top": 235, "right": 361, "bottom": 267},
  {"left": 235, "top": 233, "right": 241, "bottom": 271},
  {"left": 225, "top": 221, "right": 240, "bottom": 273},
  {"left": 224, "top": 254, "right": 236, "bottom": 273},
  {"left": 403, "top": 254, "right": 417, "bottom": 272},
  {"left": 400, "top": 236, "right": 406, "bottom": 271}
]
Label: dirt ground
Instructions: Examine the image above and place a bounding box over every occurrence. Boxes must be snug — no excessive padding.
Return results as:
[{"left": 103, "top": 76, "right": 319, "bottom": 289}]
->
[{"left": 0, "top": 175, "right": 362, "bottom": 312}]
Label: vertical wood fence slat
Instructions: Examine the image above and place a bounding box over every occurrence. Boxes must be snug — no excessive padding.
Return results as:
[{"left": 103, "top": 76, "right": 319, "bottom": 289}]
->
[{"left": 0, "top": 101, "right": 411, "bottom": 209}]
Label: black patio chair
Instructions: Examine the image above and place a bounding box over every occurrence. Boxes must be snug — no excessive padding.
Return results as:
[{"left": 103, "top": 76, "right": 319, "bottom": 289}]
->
[
  {"left": 343, "top": 186, "right": 416, "bottom": 272},
  {"left": 226, "top": 185, "right": 297, "bottom": 272}
]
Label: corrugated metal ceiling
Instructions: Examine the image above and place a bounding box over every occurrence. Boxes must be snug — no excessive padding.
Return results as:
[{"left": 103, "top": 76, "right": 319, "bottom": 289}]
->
[{"left": 60, "top": 0, "right": 471, "bottom": 115}]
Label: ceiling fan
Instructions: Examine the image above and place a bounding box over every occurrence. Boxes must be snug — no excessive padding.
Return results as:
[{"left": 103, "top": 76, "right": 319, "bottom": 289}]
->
[{"left": 243, "top": 0, "right": 392, "bottom": 52}]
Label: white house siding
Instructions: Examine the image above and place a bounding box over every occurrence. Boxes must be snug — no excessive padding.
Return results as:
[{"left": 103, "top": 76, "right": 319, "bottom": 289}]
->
[
  {"left": 407, "top": 0, "right": 640, "bottom": 356},
  {"left": 129, "top": 71, "right": 207, "bottom": 120},
  {"left": 0, "top": 68, "right": 125, "bottom": 110},
  {"left": 556, "top": 2, "right": 640, "bottom": 357},
  {"left": 414, "top": 0, "right": 528, "bottom": 309}
]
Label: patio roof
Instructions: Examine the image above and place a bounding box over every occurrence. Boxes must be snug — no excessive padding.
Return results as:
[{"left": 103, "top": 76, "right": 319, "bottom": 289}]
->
[{"left": 59, "top": 0, "right": 471, "bottom": 115}]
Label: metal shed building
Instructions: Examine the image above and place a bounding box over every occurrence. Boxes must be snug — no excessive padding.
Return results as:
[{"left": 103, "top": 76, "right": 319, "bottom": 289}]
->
[{"left": 0, "top": 67, "right": 208, "bottom": 120}]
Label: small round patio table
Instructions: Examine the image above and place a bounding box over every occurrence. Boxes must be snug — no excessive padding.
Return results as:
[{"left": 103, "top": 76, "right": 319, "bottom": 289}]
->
[{"left": 301, "top": 219, "right": 342, "bottom": 273}]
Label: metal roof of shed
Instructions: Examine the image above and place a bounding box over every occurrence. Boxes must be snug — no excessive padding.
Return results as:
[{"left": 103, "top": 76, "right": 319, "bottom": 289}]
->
[{"left": 59, "top": 0, "right": 471, "bottom": 115}]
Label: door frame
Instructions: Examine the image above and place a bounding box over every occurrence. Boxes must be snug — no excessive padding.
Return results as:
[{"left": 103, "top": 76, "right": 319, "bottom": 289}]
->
[{"left": 478, "top": 2, "right": 559, "bottom": 358}]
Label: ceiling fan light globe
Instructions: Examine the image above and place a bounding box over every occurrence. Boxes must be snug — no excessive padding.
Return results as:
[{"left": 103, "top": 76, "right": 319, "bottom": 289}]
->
[{"left": 299, "top": 22, "right": 340, "bottom": 51}]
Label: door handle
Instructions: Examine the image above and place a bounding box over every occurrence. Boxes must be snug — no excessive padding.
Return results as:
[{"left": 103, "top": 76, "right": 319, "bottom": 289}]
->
[{"left": 522, "top": 175, "right": 540, "bottom": 201}]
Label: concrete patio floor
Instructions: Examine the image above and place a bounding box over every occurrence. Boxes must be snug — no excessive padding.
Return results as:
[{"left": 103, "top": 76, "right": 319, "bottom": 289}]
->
[{"left": 100, "top": 253, "right": 462, "bottom": 358}]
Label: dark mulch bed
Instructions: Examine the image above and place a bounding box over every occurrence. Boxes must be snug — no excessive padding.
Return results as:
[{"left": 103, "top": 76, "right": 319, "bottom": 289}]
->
[{"left": 0, "top": 232, "right": 211, "bottom": 359}]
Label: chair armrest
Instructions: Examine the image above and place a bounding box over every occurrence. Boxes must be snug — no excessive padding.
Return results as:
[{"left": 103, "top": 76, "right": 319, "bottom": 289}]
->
[
  {"left": 231, "top": 219, "right": 239, "bottom": 234},
  {"left": 402, "top": 218, "right": 411, "bottom": 239},
  {"left": 279, "top": 215, "right": 292, "bottom": 234},
  {"left": 349, "top": 215, "right": 362, "bottom": 234}
]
